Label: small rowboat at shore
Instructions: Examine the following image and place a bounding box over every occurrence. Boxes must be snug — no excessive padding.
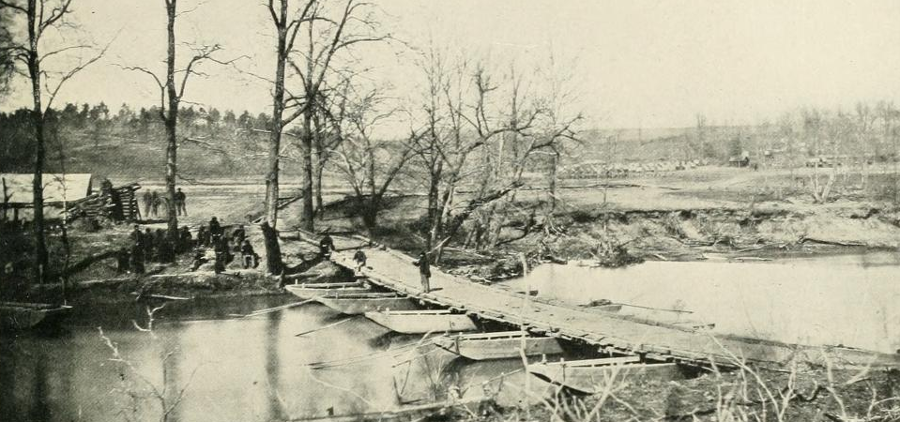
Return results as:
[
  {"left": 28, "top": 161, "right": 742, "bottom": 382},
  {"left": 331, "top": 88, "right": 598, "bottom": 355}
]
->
[
  {"left": 0, "top": 301, "right": 73, "bottom": 331},
  {"left": 364, "top": 309, "right": 477, "bottom": 334},
  {"left": 528, "top": 356, "right": 682, "bottom": 395},
  {"left": 433, "top": 331, "right": 564, "bottom": 361},
  {"left": 316, "top": 294, "right": 419, "bottom": 315},
  {"left": 287, "top": 396, "right": 488, "bottom": 422},
  {"left": 284, "top": 283, "right": 371, "bottom": 300}
]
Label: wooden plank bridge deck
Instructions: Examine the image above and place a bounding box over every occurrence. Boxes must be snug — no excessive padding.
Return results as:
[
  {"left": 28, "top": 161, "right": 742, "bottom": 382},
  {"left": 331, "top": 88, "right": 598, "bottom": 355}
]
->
[{"left": 292, "top": 231, "right": 900, "bottom": 370}]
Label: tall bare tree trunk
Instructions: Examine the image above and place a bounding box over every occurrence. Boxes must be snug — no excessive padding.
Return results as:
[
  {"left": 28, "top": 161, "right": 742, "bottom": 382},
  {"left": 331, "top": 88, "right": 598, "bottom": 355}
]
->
[
  {"left": 300, "top": 107, "right": 315, "bottom": 231},
  {"left": 266, "top": 0, "right": 288, "bottom": 229},
  {"left": 425, "top": 159, "right": 442, "bottom": 252},
  {"left": 314, "top": 161, "right": 324, "bottom": 218},
  {"left": 549, "top": 151, "right": 558, "bottom": 213},
  {"left": 361, "top": 145, "right": 377, "bottom": 229},
  {"left": 313, "top": 112, "right": 325, "bottom": 219},
  {"left": 164, "top": 0, "right": 179, "bottom": 240},
  {"left": 27, "top": 0, "right": 48, "bottom": 284}
]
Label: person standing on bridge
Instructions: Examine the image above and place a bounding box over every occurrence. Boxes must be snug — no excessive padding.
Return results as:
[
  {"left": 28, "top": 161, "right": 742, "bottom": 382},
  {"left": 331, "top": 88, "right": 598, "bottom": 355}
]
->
[
  {"left": 319, "top": 232, "right": 335, "bottom": 259},
  {"left": 413, "top": 251, "right": 431, "bottom": 293},
  {"left": 353, "top": 248, "right": 367, "bottom": 273}
]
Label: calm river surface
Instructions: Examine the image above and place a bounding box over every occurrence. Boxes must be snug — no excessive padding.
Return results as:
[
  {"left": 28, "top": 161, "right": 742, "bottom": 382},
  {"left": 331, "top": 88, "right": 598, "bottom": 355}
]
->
[
  {"left": 505, "top": 251, "right": 900, "bottom": 354},
  {"left": 0, "top": 297, "right": 528, "bottom": 422},
  {"left": 2, "top": 252, "right": 898, "bottom": 421}
]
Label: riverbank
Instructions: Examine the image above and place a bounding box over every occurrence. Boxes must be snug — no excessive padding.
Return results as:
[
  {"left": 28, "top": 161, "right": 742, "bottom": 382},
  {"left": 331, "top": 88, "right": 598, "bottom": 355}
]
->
[
  {"left": 302, "top": 195, "right": 900, "bottom": 282},
  {"left": 481, "top": 363, "right": 900, "bottom": 422},
  {"left": 284, "top": 166, "right": 900, "bottom": 281}
]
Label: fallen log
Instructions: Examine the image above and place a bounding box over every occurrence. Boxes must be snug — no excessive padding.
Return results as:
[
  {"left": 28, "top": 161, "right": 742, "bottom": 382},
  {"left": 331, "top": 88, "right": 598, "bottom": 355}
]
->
[
  {"left": 799, "top": 237, "right": 866, "bottom": 247},
  {"left": 131, "top": 292, "right": 191, "bottom": 301}
]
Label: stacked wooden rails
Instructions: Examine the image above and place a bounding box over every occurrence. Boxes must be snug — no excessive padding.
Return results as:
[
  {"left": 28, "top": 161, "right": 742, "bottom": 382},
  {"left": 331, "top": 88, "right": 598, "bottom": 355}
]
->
[{"left": 68, "top": 183, "right": 141, "bottom": 222}]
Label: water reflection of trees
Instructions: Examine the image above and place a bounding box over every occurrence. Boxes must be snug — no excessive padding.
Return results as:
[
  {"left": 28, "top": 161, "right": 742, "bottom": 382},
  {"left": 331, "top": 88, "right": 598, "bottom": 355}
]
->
[{"left": 264, "top": 311, "right": 284, "bottom": 421}]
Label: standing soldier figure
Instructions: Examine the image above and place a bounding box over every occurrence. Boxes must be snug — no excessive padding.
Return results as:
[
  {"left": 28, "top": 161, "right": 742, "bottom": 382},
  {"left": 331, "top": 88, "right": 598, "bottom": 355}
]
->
[
  {"left": 413, "top": 251, "right": 431, "bottom": 293},
  {"left": 319, "top": 232, "right": 335, "bottom": 259},
  {"left": 143, "top": 228, "right": 154, "bottom": 262},
  {"left": 175, "top": 188, "right": 187, "bottom": 216},
  {"left": 231, "top": 225, "right": 246, "bottom": 252},
  {"left": 150, "top": 191, "right": 161, "bottom": 218},
  {"left": 213, "top": 235, "right": 228, "bottom": 274},
  {"left": 129, "top": 224, "right": 143, "bottom": 245},
  {"left": 209, "top": 216, "right": 222, "bottom": 240},
  {"left": 353, "top": 248, "right": 367, "bottom": 273},
  {"left": 153, "top": 229, "right": 166, "bottom": 261},
  {"left": 197, "top": 225, "right": 210, "bottom": 247},
  {"left": 178, "top": 226, "right": 193, "bottom": 253},
  {"left": 129, "top": 227, "right": 146, "bottom": 274},
  {"left": 241, "top": 240, "right": 259, "bottom": 269},
  {"left": 142, "top": 190, "right": 152, "bottom": 219},
  {"left": 116, "top": 247, "right": 131, "bottom": 274}
]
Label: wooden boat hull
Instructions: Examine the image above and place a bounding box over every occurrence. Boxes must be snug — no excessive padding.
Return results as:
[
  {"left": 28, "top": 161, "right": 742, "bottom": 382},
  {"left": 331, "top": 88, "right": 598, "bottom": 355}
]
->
[
  {"left": 528, "top": 359, "right": 682, "bottom": 394},
  {"left": 0, "top": 302, "right": 73, "bottom": 331},
  {"left": 364, "top": 310, "right": 477, "bottom": 334},
  {"left": 433, "top": 331, "right": 563, "bottom": 361},
  {"left": 317, "top": 296, "right": 418, "bottom": 315},
  {"left": 284, "top": 284, "right": 370, "bottom": 300}
]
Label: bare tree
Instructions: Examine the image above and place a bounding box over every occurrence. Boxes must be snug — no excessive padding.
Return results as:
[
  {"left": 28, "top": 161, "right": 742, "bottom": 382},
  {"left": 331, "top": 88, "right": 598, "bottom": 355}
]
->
[
  {"left": 284, "top": 0, "right": 387, "bottom": 232},
  {"left": 407, "top": 50, "right": 571, "bottom": 260},
  {"left": 124, "top": 0, "right": 235, "bottom": 241},
  {"left": 263, "top": 0, "right": 314, "bottom": 233},
  {"left": 467, "top": 59, "right": 582, "bottom": 250},
  {"left": 409, "top": 48, "right": 480, "bottom": 256},
  {"left": 0, "top": 0, "right": 104, "bottom": 284},
  {"left": 331, "top": 87, "right": 417, "bottom": 231}
]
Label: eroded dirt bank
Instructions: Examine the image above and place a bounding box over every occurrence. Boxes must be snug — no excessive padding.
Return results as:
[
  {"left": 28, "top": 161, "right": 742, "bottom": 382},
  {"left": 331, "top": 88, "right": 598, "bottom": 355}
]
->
[{"left": 433, "top": 204, "right": 900, "bottom": 280}]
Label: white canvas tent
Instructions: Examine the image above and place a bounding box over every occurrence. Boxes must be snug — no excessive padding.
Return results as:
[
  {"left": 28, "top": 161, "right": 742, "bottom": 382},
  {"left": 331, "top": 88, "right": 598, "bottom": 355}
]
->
[{"left": 1, "top": 174, "right": 93, "bottom": 220}]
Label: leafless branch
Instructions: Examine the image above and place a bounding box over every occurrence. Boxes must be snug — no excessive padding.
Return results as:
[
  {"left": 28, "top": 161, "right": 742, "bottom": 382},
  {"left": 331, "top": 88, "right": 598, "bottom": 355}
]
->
[{"left": 44, "top": 43, "right": 108, "bottom": 112}]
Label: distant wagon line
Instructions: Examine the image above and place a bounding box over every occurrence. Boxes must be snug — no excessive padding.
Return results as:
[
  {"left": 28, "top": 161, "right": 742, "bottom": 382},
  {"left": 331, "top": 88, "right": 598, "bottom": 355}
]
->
[{"left": 559, "top": 159, "right": 708, "bottom": 180}]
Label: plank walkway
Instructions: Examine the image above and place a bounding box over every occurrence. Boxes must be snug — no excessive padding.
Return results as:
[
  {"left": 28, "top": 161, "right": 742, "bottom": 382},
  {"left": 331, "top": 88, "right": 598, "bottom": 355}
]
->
[{"left": 295, "top": 231, "right": 900, "bottom": 370}]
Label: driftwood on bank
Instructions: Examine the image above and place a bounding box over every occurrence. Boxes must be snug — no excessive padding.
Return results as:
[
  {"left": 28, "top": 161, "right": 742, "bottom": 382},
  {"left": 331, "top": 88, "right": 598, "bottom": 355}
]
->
[{"left": 799, "top": 236, "right": 866, "bottom": 247}]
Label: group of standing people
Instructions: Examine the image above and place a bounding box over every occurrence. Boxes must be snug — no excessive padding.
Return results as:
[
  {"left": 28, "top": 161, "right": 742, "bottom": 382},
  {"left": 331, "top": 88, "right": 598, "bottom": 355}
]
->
[
  {"left": 117, "top": 224, "right": 194, "bottom": 274},
  {"left": 141, "top": 188, "right": 188, "bottom": 219}
]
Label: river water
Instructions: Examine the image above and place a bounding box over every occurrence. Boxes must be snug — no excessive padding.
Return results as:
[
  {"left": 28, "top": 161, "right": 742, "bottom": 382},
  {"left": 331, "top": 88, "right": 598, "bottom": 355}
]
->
[
  {"left": 0, "top": 297, "right": 532, "bottom": 422},
  {"left": 2, "top": 252, "right": 898, "bottom": 421},
  {"left": 504, "top": 251, "right": 900, "bottom": 354}
]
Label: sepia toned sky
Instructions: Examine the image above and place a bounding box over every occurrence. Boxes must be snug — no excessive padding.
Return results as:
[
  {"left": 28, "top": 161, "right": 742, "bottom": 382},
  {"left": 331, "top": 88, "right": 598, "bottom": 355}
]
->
[{"left": 3, "top": 0, "right": 900, "bottom": 129}]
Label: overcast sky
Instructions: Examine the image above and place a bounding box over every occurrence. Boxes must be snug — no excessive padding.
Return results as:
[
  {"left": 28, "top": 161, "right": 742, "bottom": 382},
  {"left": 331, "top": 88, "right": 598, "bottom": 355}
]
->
[{"left": 3, "top": 0, "right": 900, "bottom": 129}]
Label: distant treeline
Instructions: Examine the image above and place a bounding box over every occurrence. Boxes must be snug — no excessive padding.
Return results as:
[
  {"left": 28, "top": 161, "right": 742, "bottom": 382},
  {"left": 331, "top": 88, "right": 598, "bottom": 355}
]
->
[
  {"left": 0, "top": 102, "right": 293, "bottom": 178},
  {"left": 585, "top": 104, "right": 900, "bottom": 167}
]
